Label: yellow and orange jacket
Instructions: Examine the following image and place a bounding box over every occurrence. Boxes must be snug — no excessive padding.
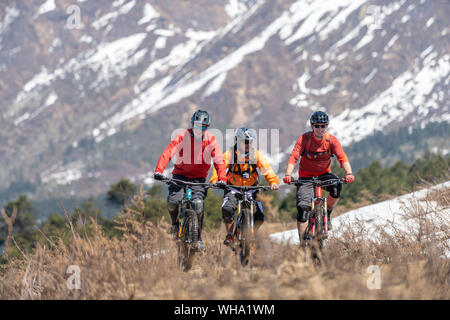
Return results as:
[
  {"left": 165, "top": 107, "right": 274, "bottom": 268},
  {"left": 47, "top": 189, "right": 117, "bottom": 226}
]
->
[{"left": 210, "top": 148, "right": 280, "bottom": 186}]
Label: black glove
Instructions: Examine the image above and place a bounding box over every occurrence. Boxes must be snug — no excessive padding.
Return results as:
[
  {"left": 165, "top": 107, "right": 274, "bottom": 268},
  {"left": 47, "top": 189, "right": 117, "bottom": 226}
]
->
[
  {"left": 154, "top": 172, "right": 165, "bottom": 181},
  {"left": 215, "top": 180, "right": 227, "bottom": 189}
]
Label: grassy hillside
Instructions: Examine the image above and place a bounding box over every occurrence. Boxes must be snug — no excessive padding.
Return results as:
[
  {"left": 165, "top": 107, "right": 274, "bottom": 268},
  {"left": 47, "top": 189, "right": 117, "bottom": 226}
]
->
[{"left": 0, "top": 185, "right": 448, "bottom": 299}]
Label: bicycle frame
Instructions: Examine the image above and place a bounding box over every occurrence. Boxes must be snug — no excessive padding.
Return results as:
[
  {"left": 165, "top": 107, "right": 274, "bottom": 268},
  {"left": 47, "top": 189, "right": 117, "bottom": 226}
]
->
[
  {"left": 178, "top": 186, "right": 194, "bottom": 241},
  {"left": 223, "top": 185, "right": 272, "bottom": 265},
  {"left": 309, "top": 177, "right": 329, "bottom": 238},
  {"left": 232, "top": 187, "right": 258, "bottom": 242},
  {"left": 294, "top": 177, "right": 346, "bottom": 243},
  {"left": 157, "top": 177, "right": 224, "bottom": 271},
  {"left": 161, "top": 178, "right": 218, "bottom": 242}
]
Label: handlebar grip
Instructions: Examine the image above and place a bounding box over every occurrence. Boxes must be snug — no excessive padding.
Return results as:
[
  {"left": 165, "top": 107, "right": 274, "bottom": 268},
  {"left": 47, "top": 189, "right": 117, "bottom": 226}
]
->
[{"left": 217, "top": 183, "right": 230, "bottom": 190}]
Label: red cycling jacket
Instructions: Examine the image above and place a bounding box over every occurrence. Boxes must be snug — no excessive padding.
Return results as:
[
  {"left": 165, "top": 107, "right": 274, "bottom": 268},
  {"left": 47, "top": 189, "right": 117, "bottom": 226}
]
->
[
  {"left": 155, "top": 129, "right": 227, "bottom": 182},
  {"left": 288, "top": 132, "right": 349, "bottom": 178}
]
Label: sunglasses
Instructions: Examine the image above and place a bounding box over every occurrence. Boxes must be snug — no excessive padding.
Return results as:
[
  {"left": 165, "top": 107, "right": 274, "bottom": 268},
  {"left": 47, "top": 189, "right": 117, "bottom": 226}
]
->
[
  {"left": 313, "top": 124, "right": 327, "bottom": 128},
  {"left": 193, "top": 124, "right": 208, "bottom": 131}
]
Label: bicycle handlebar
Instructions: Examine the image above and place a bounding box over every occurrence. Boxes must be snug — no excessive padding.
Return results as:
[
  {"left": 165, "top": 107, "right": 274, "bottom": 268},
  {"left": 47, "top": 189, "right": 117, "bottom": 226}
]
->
[
  {"left": 290, "top": 177, "right": 347, "bottom": 187},
  {"left": 224, "top": 185, "right": 273, "bottom": 192},
  {"left": 157, "top": 177, "right": 274, "bottom": 192},
  {"left": 159, "top": 177, "right": 221, "bottom": 189}
]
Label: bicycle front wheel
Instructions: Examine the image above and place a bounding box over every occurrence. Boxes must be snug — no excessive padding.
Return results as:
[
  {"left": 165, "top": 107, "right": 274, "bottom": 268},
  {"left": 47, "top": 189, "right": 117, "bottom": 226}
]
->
[
  {"left": 178, "top": 210, "right": 197, "bottom": 271},
  {"left": 240, "top": 208, "right": 253, "bottom": 266}
]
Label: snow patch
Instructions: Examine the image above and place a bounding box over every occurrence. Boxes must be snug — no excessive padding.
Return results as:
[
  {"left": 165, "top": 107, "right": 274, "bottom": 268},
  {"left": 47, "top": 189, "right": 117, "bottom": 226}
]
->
[
  {"left": 11, "top": 33, "right": 147, "bottom": 115},
  {"left": 315, "top": 62, "right": 330, "bottom": 73},
  {"left": 36, "top": 0, "right": 56, "bottom": 16},
  {"left": 138, "top": 3, "right": 160, "bottom": 25},
  {"left": 42, "top": 167, "right": 83, "bottom": 186},
  {"left": 138, "top": 39, "right": 202, "bottom": 85},
  {"left": 84, "top": 33, "right": 147, "bottom": 88},
  {"left": 219, "top": 0, "right": 265, "bottom": 37},
  {"left": 49, "top": 38, "right": 62, "bottom": 53},
  {"left": 14, "top": 92, "right": 59, "bottom": 126},
  {"left": 92, "top": 0, "right": 136, "bottom": 30},
  {"left": 225, "top": 0, "right": 248, "bottom": 20},
  {"left": 401, "top": 15, "right": 410, "bottom": 23},
  {"left": 384, "top": 34, "right": 399, "bottom": 52},
  {"left": 45, "top": 92, "right": 58, "bottom": 106},
  {"left": 270, "top": 181, "right": 450, "bottom": 258},
  {"left": 332, "top": 0, "right": 407, "bottom": 51},
  {"left": 92, "top": 12, "right": 119, "bottom": 30},
  {"left": 202, "top": 72, "right": 227, "bottom": 98},
  {"left": 14, "top": 113, "right": 30, "bottom": 126},
  {"left": 153, "top": 29, "right": 176, "bottom": 37},
  {"left": 154, "top": 37, "right": 166, "bottom": 49},
  {"left": 113, "top": 0, "right": 126, "bottom": 7},
  {"left": 281, "top": 0, "right": 367, "bottom": 45},
  {"left": 186, "top": 29, "right": 217, "bottom": 41},
  {"left": 22, "top": 67, "right": 57, "bottom": 93},
  {"left": 120, "top": 0, "right": 136, "bottom": 14},
  {"left": 80, "top": 35, "right": 93, "bottom": 44},
  {"left": 420, "top": 45, "right": 433, "bottom": 59},
  {"left": 0, "top": 7, "right": 20, "bottom": 50},
  {"left": 29, "top": 92, "right": 58, "bottom": 121},
  {"left": 317, "top": 0, "right": 367, "bottom": 40},
  {"left": 362, "top": 68, "right": 377, "bottom": 84}
]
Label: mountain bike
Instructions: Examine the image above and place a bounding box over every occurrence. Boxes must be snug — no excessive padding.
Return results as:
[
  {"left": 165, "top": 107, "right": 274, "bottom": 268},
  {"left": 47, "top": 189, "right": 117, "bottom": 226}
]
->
[
  {"left": 223, "top": 185, "right": 273, "bottom": 266},
  {"left": 159, "top": 178, "right": 222, "bottom": 271},
  {"left": 292, "top": 177, "right": 347, "bottom": 263}
]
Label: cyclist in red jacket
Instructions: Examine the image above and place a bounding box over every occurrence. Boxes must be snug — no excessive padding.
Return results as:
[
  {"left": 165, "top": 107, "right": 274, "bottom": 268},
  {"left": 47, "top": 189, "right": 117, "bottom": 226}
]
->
[
  {"left": 153, "top": 110, "right": 227, "bottom": 249},
  {"left": 283, "top": 111, "right": 354, "bottom": 245}
]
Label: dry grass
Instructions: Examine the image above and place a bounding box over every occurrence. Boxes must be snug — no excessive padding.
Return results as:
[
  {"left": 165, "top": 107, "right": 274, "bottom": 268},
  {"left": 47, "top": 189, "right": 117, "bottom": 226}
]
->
[{"left": 0, "top": 188, "right": 449, "bottom": 300}]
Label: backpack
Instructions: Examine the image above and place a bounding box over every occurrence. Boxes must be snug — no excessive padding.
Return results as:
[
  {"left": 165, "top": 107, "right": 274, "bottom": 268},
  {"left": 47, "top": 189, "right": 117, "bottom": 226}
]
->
[
  {"left": 226, "top": 145, "right": 259, "bottom": 184},
  {"left": 301, "top": 131, "right": 334, "bottom": 160}
]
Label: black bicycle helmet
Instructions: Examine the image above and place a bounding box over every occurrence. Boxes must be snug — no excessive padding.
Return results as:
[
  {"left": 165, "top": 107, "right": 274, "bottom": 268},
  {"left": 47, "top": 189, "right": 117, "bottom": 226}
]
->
[
  {"left": 310, "top": 111, "right": 329, "bottom": 124},
  {"left": 191, "top": 110, "right": 211, "bottom": 127}
]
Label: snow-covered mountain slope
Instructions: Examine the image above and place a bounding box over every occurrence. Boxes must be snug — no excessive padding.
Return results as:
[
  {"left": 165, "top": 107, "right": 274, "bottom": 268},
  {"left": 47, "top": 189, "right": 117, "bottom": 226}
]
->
[
  {"left": 269, "top": 181, "right": 450, "bottom": 258},
  {"left": 0, "top": 0, "right": 449, "bottom": 196}
]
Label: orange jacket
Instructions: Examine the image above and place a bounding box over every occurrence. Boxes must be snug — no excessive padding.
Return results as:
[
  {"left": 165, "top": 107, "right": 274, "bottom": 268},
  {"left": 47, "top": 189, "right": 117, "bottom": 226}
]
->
[
  {"left": 288, "top": 132, "right": 349, "bottom": 178},
  {"left": 210, "top": 148, "right": 280, "bottom": 186},
  {"left": 155, "top": 129, "right": 227, "bottom": 181}
]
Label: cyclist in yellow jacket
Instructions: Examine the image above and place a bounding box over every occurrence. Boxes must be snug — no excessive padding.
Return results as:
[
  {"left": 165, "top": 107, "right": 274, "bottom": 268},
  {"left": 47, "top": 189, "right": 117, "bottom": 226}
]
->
[{"left": 210, "top": 127, "right": 280, "bottom": 245}]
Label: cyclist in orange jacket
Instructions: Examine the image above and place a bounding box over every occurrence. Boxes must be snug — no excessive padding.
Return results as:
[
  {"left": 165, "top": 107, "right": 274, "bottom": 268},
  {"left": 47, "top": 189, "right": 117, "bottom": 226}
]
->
[
  {"left": 210, "top": 127, "right": 280, "bottom": 246},
  {"left": 283, "top": 111, "right": 354, "bottom": 244},
  {"left": 154, "top": 110, "right": 227, "bottom": 249}
]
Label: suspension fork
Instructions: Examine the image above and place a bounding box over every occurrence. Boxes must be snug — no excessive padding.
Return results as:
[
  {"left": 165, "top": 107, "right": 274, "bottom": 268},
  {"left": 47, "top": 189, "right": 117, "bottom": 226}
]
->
[
  {"left": 310, "top": 186, "right": 322, "bottom": 236},
  {"left": 250, "top": 200, "right": 255, "bottom": 239},
  {"left": 236, "top": 200, "right": 242, "bottom": 240},
  {"left": 323, "top": 197, "right": 328, "bottom": 234},
  {"left": 178, "top": 200, "right": 186, "bottom": 238}
]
